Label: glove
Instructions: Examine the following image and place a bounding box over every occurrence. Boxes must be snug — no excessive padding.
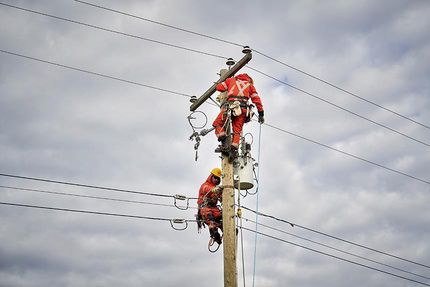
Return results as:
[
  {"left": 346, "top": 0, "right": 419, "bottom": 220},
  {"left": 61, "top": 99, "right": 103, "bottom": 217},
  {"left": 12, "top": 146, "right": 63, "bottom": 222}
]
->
[
  {"left": 211, "top": 186, "right": 223, "bottom": 194},
  {"left": 258, "top": 110, "right": 265, "bottom": 124}
]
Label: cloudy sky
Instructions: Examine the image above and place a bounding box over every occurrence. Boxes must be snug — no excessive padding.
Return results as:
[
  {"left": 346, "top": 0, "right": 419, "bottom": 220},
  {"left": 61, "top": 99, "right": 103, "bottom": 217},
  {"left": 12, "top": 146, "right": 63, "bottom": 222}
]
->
[{"left": 1, "top": 0, "right": 430, "bottom": 286}]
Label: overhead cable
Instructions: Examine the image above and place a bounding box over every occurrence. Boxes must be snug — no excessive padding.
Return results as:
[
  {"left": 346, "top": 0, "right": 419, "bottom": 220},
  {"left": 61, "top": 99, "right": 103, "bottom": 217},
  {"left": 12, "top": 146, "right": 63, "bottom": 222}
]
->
[
  {"left": 0, "top": 185, "right": 195, "bottom": 210},
  {"left": 0, "top": 2, "right": 226, "bottom": 60},
  {"left": 241, "top": 205, "right": 430, "bottom": 269},
  {"left": 247, "top": 66, "right": 430, "bottom": 148},
  {"left": 0, "top": 49, "right": 192, "bottom": 99},
  {"left": 72, "top": 0, "right": 430, "bottom": 131},
  {"left": 74, "top": 0, "right": 243, "bottom": 48},
  {"left": 240, "top": 226, "right": 430, "bottom": 287},
  {"left": 243, "top": 217, "right": 430, "bottom": 280},
  {"left": 263, "top": 122, "right": 430, "bottom": 186},
  {"left": 251, "top": 49, "right": 430, "bottom": 130},
  {"left": 0, "top": 201, "right": 196, "bottom": 224}
]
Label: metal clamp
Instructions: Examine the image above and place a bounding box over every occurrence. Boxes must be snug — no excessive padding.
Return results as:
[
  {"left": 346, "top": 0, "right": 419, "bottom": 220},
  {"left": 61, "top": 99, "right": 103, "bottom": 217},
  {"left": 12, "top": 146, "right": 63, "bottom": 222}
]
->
[
  {"left": 173, "top": 194, "right": 190, "bottom": 210},
  {"left": 170, "top": 219, "right": 188, "bottom": 231}
]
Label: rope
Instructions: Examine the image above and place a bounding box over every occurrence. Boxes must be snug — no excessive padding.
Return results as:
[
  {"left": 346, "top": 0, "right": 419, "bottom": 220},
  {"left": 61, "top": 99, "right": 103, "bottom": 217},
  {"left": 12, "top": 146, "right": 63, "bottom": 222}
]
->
[
  {"left": 252, "top": 123, "right": 262, "bottom": 287},
  {"left": 237, "top": 180, "right": 246, "bottom": 287}
]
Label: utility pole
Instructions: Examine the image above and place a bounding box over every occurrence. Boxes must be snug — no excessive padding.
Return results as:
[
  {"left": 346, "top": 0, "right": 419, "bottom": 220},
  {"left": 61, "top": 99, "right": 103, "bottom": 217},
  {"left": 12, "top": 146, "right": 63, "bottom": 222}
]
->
[
  {"left": 190, "top": 47, "right": 252, "bottom": 287},
  {"left": 219, "top": 68, "right": 237, "bottom": 287}
]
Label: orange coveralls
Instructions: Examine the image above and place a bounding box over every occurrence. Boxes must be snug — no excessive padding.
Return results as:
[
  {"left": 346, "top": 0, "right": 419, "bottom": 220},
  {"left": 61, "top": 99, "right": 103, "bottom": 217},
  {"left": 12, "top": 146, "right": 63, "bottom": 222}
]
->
[
  {"left": 213, "top": 73, "right": 264, "bottom": 148},
  {"left": 197, "top": 173, "right": 222, "bottom": 227}
]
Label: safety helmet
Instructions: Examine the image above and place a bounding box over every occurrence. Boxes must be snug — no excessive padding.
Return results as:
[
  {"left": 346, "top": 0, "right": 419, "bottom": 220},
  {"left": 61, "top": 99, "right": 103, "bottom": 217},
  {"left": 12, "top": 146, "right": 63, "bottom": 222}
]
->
[{"left": 211, "top": 168, "right": 222, "bottom": 178}]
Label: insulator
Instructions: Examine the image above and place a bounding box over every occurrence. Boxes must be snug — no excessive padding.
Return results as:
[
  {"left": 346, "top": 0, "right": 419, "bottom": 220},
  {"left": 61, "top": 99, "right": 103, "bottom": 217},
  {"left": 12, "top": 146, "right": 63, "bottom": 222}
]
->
[
  {"left": 174, "top": 194, "right": 186, "bottom": 201},
  {"left": 226, "top": 57, "right": 235, "bottom": 66},
  {"left": 190, "top": 96, "right": 197, "bottom": 103},
  {"left": 242, "top": 46, "right": 252, "bottom": 54}
]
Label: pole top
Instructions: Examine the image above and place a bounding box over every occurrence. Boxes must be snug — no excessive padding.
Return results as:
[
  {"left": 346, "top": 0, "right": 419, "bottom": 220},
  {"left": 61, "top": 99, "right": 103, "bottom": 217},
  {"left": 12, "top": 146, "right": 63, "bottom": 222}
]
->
[
  {"left": 226, "top": 58, "right": 235, "bottom": 67},
  {"left": 242, "top": 46, "right": 252, "bottom": 54}
]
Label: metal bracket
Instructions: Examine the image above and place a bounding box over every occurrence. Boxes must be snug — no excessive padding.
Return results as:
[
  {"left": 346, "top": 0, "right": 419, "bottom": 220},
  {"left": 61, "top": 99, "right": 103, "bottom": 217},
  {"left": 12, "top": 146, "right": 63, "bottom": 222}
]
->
[
  {"left": 170, "top": 219, "right": 188, "bottom": 231},
  {"left": 173, "top": 194, "right": 189, "bottom": 210}
]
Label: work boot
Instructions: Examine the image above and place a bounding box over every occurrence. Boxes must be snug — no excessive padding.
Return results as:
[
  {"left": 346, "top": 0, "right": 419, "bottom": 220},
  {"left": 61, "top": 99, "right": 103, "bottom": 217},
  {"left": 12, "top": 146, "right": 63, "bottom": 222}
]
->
[
  {"left": 217, "top": 135, "right": 227, "bottom": 142},
  {"left": 215, "top": 136, "right": 230, "bottom": 154},
  {"left": 227, "top": 146, "right": 239, "bottom": 162},
  {"left": 215, "top": 144, "right": 230, "bottom": 154}
]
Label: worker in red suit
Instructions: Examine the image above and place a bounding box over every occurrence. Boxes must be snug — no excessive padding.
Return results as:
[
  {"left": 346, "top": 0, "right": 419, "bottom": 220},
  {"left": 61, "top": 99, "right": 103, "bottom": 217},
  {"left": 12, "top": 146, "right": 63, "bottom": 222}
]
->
[
  {"left": 197, "top": 167, "right": 223, "bottom": 245},
  {"left": 213, "top": 73, "right": 264, "bottom": 155}
]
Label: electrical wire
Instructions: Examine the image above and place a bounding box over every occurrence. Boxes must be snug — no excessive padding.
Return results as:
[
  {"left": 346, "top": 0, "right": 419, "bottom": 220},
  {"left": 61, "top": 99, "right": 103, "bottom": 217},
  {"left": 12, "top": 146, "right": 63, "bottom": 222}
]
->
[
  {"left": 2, "top": 49, "right": 429, "bottom": 187},
  {"left": 0, "top": 49, "right": 193, "bottom": 99},
  {"left": 243, "top": 217, "right": 430, "bottom": 281},
  {"left": 0, "top": 172, "right": 174, "bottom": 199},
  {"left": 0, "top": 2, "right": 226, "bottom": 60},
  {"left": 74, "top": 0, "right": 243, "bottom": 48},
  {"left": 263, "top": 122, "right": 430, "bottom": 186},
  {"left": 0, "top": 201, "right": 196, "bottom": 223},
  {"left": 247, "top": 66, "right": 430, "bottom": 148},
  {"left": 240, "top": 226, "right": 430, "bottom": 287},
  {"left": 252, "top": 123, "right": 263, "bottom": 287},
  {"left": 0, "top": 185, "right": 196, "bottom": 210},
  {"left": 72, "top": 0, "right": 430, "bottom": 131},
  {"left": 251, "top": 49, "right": 430, "bottom": 131},
  {"left": 240, "top": 205, "right": 430, "bottom": 269},
  {"left": 2, "top": 2, "right": 429, "bottom": 149}
]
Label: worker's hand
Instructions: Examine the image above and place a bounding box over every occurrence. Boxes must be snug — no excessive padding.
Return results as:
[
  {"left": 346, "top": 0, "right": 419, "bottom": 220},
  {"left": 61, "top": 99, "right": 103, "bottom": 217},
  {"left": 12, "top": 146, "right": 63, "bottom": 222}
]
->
[
  {"left": 211, "top": 186, "right": 220, "bottom": 194},
  {"left": 212, "top": 186, "right": 223, "bottom": 194},
  {"left": 258, "top": 115, "right": 265, "bottom": 124},
  {"left": 258, "top": 110, "right": 265, "bottom": 124}
]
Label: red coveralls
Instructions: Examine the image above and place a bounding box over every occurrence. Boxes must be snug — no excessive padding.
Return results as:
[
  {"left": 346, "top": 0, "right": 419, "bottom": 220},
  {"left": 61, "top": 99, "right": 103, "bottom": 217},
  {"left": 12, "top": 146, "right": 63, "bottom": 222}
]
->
[
  {"left": 197, "top": 173, "right": 222, "bottom": 229},
  {"left": 213, "top": 73, "right": 264, "bottom": 148}
]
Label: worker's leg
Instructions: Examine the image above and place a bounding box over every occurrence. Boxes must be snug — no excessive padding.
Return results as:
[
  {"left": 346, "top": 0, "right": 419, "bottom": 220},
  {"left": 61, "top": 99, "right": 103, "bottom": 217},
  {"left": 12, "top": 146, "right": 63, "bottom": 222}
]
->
[
  {"left": 231, "top": 111, "right": 247, "bottom": 149},
  {"left": 213, "top": 108, "right": 227, "bottom": 140}
]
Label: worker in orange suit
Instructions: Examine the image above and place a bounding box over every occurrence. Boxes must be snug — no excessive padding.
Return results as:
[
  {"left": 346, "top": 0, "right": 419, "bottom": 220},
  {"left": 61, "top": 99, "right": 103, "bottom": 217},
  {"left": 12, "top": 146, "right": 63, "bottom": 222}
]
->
[
  {"left": 197, "top": 168, "right": 223, "bottom": 245},
  {"left": 213, "top": 73, "right": 264, "bottom": 156}
]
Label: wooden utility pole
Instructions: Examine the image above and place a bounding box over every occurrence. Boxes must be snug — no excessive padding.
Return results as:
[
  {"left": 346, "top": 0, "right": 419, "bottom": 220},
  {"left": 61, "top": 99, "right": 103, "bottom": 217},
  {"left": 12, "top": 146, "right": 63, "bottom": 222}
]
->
[
  {"left": 190, "top": 48, "right": 252, "bottom": 287},
  {"left": 219, "top": 68, "right": 237, "bottom": 287}
]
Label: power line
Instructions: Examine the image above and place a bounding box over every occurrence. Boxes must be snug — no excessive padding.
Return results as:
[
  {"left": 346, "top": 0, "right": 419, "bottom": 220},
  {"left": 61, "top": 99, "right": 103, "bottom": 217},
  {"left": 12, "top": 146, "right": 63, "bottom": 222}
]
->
[
  {"left": 0, "top": 185, "right": 196, "bottom": 210},
  {"left": 74, "top": 0, "right": 243, "bottom": 48},
  {"left": 251, "top": 49, "right": 430, "bottom": 130},
  {"left": 243, "top": 217, "right": 430, "bottom": 281},
  {"left": 0, "top": 172, "right": 173, "bottom": 198},
  {"left": 0, "top": 201, "right": 195, "bottom": 223},
  {"left": 0, "top": 49, "right": 193, "bottom": 99},
  {"left": 72, "top": 0, "right": 430, "bottom": 131},
  {"left": 3, "top": 3, "right": 428, "bottom": 149},
  {"left": 247, "top": 66, "right": 430, "bottom": 148},
  {"left": 0, "top": 2, "right": 226, "bottom": 60},
  {"left": 240, "top": 226, "right": 430, "bottom": 287},
  {"left": 2, "top": 49, "right": 429, "bottom": 187},
  {"left": 241, "top": 205, "right": 430, "bottom": 269},
  {"left": 263, "top": 122, "right": 430, "bottom": 186}
]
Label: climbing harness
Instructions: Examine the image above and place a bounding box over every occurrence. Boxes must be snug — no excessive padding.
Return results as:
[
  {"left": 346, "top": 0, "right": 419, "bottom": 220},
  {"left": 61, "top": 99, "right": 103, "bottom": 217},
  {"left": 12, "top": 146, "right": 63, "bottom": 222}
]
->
[{"left": 230, "top": 100, "right": 242, "bottom": 116}]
